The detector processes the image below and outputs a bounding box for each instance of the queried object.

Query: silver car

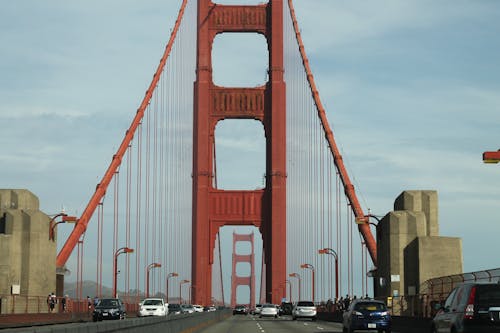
[292,301,317,321]
[260,303,279,318]
[181,304,195,314]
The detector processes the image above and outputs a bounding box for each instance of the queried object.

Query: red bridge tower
[230,232,256,308]
[192,0,286,305]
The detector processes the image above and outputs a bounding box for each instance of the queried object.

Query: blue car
[342,299,391,333]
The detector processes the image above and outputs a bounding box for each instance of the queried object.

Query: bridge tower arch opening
[192,0,286,305]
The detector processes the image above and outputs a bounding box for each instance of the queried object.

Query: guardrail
[0,309,231,333]
[0,295,140,315]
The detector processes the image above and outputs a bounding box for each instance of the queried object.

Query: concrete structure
[0,189,56,313]
[374,190,462,314]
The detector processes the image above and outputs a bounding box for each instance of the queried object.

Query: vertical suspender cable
[126,146,132,299]
[113,172,119,291]
[144,106,151,294]
[152,90,158,294]
[135,124,143,299]
[96,203,102,297]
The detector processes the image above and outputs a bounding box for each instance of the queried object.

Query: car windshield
[297,301,314,307]
[354,302,386,311]
[169,304,181,309]
[262,304,276,308]
[99,299,118,307]
[143,299,163,306]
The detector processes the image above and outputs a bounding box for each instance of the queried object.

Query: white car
[206,306,216,312]
[253,304,262,315]
[259,303,279,318]
[138,298,168,317]
[292,301,317,321]
[193,304,204,313]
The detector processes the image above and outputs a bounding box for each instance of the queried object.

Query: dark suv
[92,298,126,321]
[431,282,500,333]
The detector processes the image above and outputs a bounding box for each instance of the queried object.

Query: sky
[1,0,500,296]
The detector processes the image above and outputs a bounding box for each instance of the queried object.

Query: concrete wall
[375,190,462,309]
[404,236,462,294]
[394,190,439,236]
[0,190,56,313]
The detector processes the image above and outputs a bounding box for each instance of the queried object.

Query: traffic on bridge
[1,0,499,333]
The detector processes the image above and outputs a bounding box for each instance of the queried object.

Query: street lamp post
[301,263,315,303]
[285,279,292,303]
[49,213,78,241]
[179,279,190,304]
[113,247,134,298]
[318,248,339,299]
[166,272,179,303]
[289,273,301,301]
[146,263,162,298]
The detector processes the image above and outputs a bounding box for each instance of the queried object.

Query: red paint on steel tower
[230,232,256,309]
[192,0,287,305]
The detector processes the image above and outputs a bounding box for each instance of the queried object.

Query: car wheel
[312,316,316,321]
[430,325,438,333]
[292,316,297,321]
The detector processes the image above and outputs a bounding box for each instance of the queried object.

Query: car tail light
[464,286,476,320]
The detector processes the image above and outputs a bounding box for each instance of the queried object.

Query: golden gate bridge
[53,0,378,307]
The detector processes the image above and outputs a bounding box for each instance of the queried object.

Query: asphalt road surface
[197,314,401,333]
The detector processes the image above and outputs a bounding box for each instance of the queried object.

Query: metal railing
[0,295,139,315]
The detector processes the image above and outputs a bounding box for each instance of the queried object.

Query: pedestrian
[87,296,92,312]
[338,296,344,311]
[93,296,99,307]
[46,294,52,313]
[326,298,333,312]
[49,292,57,313]
[343,294,351,310]
[61,295,67,312]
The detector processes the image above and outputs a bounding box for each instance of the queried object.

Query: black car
[280,302,293,315]
[168,303,182,315]
[431,282,500,333]
[92,298,127,321]
[233,304,248,315]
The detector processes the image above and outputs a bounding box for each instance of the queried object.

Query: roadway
[198,314,401,333]
[0,311,421,333]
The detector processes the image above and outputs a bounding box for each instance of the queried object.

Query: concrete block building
[374,190,462,314]
[0,189,56,313]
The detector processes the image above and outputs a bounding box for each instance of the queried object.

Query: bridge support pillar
[192,0,286,306]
